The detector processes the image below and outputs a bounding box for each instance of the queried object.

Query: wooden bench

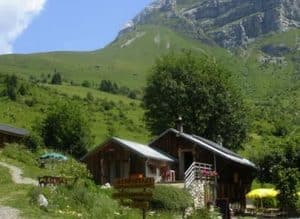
[38,176,71,187]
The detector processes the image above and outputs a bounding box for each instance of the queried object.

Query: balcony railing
[184,162,214,188]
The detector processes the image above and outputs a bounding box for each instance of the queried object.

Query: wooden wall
[0,133,22,148]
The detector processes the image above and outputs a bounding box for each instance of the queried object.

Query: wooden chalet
[149,128,257,210]
[0,124,29,147]
[83,128,256,213]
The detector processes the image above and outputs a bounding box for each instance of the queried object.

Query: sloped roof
[113,137,174,162]
[150,128,256,169]
[82,137,175,162]
[0,124,29,137]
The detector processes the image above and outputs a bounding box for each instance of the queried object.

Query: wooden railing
[184,162,213,188]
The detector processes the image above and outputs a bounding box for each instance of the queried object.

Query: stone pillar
[188,180,205,209]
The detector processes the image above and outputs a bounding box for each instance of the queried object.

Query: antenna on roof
[176,116,183,133]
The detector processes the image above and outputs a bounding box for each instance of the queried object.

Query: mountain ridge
[120,0,300,48]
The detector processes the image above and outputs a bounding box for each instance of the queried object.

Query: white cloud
[0,0,46,54]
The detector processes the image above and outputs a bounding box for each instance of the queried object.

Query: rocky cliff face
[120,0,300,48]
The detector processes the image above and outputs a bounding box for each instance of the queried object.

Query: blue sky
[0,0,152,54]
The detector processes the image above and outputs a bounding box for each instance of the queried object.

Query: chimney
[217,135,223,147]
[176,116,183,133]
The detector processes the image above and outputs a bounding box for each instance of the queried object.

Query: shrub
[81,80,91,88]
[128,91,137,99]
[28,178,119,218]
[23,132,43,151]
[150,185,193,211]
[253,198,277,208]
[274,166,299,212]
[2,144,38,166]
[187,209,212,219]
[99,80,118,94]
[102,100,116,111]
[0,165,12,185]
[25,98,38,107]
[28,186,44,205]
[86,92,94,102]
[72,95,81,101]
[54,159,91,182]
[7,86,17,100]
[51,72,62,85]
[18,83,29,96]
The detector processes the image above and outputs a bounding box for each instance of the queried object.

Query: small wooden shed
[0,124,29,147]
[82,137,175,184]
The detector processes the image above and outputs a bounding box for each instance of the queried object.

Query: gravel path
[0,206,20,219]
[0,161,38,186]
[0,161,39,219]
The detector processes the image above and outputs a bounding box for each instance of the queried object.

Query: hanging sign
[113,177,155,219]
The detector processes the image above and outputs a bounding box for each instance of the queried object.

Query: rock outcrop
[120,0,300,48]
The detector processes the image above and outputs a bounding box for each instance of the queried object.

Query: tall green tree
[40,101,93,158]
[143,51,248,150]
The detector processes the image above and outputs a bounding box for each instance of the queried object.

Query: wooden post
[142,208,146,219]
[178,148,184,179]
[145,159,148,178]
[213,153,217,204]
[143,187,146,219]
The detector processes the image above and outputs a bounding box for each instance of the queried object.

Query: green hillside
[0,25,299,98]
[0,25,231,89]
[0,75,150,146]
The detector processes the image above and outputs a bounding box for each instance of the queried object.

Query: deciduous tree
[143,51,248,150]
[40,101,93,158]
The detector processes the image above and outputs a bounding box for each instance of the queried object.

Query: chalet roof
[151,128,256,169]
[113,137,174,162]
[82,137,175,162]
[0,124,29,137]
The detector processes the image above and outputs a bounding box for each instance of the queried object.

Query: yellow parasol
[246,188,279,208]
[246,188,279,199]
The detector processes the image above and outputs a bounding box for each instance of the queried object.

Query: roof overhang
[0,124,29,137]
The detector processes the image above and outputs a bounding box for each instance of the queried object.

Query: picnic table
[260,208,288,218]
[245,205,256,215]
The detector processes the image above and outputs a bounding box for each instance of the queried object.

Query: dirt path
[0,161,38,219]
[0,162,38,186]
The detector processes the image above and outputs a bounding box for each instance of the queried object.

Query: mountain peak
[119,0,300,48]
